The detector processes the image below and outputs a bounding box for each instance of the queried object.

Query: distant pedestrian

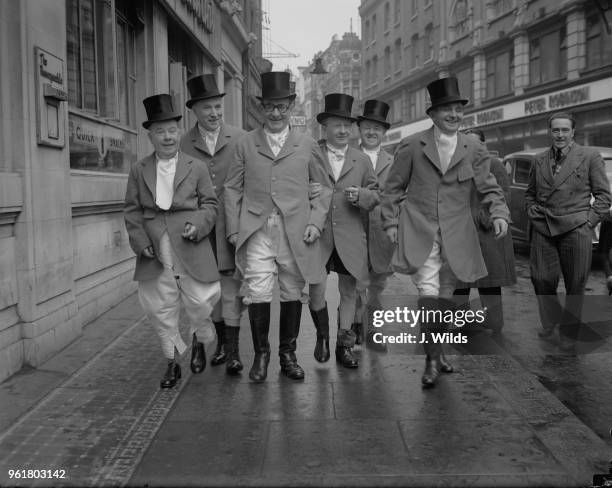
[525,111,611,352]
[125,94,220,389]
[180,74,246,376]
[381,77,509,388]
[353,100,395,351]
[308,93,379,369]
[224,72,331,382]
[453,128,516,338]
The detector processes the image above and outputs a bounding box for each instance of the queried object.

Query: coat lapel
[254,128,275,160]
[319,141,336,181]
[142,154,157,197]
[274,128,300,163]
[421,127,443,173]
[551,145,582,191]
[375,150,392,177]
[174,153,193,190]
[338,147,357,181]
[539,151,554,186]
[214,124,230,154]
[447,133,468,172]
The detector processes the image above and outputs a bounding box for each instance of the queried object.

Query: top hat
[142,94,182,129]
[257,71,296,101]
[186,74,225,108]
[426,77,468,113]
[316,93,357,123]
[357,99,390,129]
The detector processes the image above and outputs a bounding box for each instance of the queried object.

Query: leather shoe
[315,336,330,362]
[280,352,305,380]
[438,353,453,373]
[190,335,206,374]
[421,357,440,388]
[365,329,388,352]
[538,326,555,338]
[249,351,270,382]
[350,323,363,345]
[335,346,358,368]
[160,361,181,389]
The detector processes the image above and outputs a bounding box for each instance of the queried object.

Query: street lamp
[310,58,328,139]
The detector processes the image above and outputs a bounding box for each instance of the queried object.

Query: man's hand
[303,224,321,243]
[181,222,198,242]
[142,246,155,259]
[386,226,398,245]
[228,233,238,246]
[309,182,322,199]
[493,218,508,239]
[344,186,359,204]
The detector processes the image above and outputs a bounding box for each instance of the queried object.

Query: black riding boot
[224,326,243,375]
[211,321,227,366]
[309,304,330,362]
[248,303,271,382]
[279,301,305,380]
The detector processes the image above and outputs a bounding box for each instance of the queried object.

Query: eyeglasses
[262,103,291,114]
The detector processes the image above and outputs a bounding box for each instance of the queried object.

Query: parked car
[504,146,612,245]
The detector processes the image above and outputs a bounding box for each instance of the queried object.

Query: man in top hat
[125,94,220,388]
[224,72,331,382]
[352,99,396,352]
[308,93,379,369]
[381,77,509,388]
[180,74,246,376]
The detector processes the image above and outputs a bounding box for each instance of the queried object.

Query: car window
[513,159,532,185]
[605,158,612,184]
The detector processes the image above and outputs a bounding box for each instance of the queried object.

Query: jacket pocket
[247,206,262,216]
[458,165,475,182]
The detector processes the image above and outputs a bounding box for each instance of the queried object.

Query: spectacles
[262,103,290,114]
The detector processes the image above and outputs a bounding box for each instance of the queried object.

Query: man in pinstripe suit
[525,112,611,352]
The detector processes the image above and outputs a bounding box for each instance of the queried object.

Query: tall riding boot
[309,304,330,362]
[350,322,363,344]
[437,297,455,374]
[248,303,271,382]
[211,321,227,366]
[224,326,243,375]
[279,301,305,380]
[419,296,446,388]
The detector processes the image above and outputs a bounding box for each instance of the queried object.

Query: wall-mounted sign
[35,47,66,148]
[290,116,306,127]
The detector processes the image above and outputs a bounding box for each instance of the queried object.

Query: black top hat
[257,71,296,101]
[186,74,225,108]
[316,93,357,123]
[426,77,469,113]
[357,99,390,129]
[142,94,182,129]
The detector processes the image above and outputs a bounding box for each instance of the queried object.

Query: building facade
[359,0,612,156]
[300,32,362,140]
[0,0,263,382]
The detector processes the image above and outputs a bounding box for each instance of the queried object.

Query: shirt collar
[326,143,348,157]
[198,123,221,139]
[433,125,457,143]
[264,125,290,140]
[550,142,574,159]
[156,152,178,164]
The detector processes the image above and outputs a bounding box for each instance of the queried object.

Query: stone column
[511,30,529,96]
[563,3,586,80]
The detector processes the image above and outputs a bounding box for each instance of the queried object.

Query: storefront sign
[69,114,129,158]
[524,87,591,115]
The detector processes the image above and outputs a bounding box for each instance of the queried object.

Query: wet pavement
[1,250,612,487]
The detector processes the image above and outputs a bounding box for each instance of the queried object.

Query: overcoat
[224,128,332,284]
[380,126,510,283]
[525,143,611,237]
[180,123,246,271]
[363,148,395,274]
[124,152,219,283]
[456,157,516,289]
[318,142,380,282]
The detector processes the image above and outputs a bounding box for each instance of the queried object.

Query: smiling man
[381,77,509,388]
[525,112,611,352]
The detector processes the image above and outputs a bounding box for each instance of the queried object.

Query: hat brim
[356,116,390,130]
[186,93,226,108]
[142,114,182,129]
[426,97,469,114]
[316,112,357,124]
[255,93,297,102]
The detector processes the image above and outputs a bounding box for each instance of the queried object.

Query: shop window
[586,12,612,70]
[66,0,138,174]
[486,49,514,99]
[529,27,566,84]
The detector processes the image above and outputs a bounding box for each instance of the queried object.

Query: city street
[1,250,611,487]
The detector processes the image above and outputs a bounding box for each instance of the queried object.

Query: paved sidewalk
[0,275,610,487]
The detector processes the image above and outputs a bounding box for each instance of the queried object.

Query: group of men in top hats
[124,70,513,389]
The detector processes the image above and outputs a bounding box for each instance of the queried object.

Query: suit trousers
[530,224,592,338]
[242,210,305,304]
[138,233,221,359]
[411,231,457,298]
[211,273,245,326]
